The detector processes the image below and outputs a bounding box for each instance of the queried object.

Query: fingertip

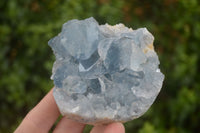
[15,88,60,133]
[53,117,85,133]
[104,122,125,133]
[90,122,125,133]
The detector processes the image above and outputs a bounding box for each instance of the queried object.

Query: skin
[14,89,125,133]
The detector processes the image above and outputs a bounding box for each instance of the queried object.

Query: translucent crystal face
[49,17,164,125]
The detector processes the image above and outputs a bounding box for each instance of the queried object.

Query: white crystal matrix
[48,17,164,124]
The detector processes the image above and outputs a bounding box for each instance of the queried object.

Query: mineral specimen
[48,17,164,125]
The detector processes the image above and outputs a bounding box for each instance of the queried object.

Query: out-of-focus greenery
[0,0,200,132]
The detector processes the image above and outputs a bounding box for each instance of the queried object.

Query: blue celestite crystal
[49,17,164,125]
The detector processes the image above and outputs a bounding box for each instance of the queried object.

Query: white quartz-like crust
[48,17,164,125]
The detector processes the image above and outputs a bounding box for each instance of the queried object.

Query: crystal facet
[49,17,164,125]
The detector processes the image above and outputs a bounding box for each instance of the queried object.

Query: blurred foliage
[0,0,200,132]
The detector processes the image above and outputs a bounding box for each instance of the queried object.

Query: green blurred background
[0,0,200,132]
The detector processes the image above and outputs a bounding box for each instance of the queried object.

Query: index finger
[15,88,60,133]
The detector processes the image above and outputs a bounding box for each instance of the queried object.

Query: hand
[14,89,125,133]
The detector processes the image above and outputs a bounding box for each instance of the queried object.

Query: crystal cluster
[48,17,164,125]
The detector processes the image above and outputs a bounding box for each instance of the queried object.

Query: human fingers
[90,122,125,133]
[15,89,60,133]
[53,116,85,133]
